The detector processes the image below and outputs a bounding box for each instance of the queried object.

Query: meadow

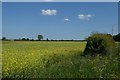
[2,41,119,78]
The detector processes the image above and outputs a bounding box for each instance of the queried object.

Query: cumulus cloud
[41,9,57,15]
[64,18,70,21]
[78,14,93,20]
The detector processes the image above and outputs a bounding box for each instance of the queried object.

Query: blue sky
[2,2,118,40]
[0,2,1,39]
[2,0,120,2]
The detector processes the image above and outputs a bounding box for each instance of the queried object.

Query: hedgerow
[84,33,116,56]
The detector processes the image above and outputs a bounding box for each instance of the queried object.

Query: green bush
[84,33,116,56]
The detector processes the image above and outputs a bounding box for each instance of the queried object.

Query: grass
[2,41,119,78]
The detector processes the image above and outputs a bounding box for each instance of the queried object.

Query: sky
[118,2,120,33]
[2,2,118,40]
[2,0,120,2]
[0,2,1,39]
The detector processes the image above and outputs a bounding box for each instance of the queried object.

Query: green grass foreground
[2,41,119,78]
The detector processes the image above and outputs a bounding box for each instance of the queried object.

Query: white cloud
[64,18,70,21]
[78,14,93,20]
[41,9,57,15]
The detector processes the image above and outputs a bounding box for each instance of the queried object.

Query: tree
[2,37,6,40]
[26,38,29,41]
[46,38,49,41]
[30,39,34,41]
[38,35,43,40]
[22,38,26,41]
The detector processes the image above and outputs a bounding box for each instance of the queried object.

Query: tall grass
[2,41,119,78]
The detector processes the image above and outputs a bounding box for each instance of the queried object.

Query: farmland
[2,41,119,78]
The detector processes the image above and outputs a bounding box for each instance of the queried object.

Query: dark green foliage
[113,33,120,41]
[2,37,6,40]
[46,38,49,41]
[84,33,116,56]
[38,35,43,40]
[30,39,34,41]
[26,38,29,41]
[21,38,26,41]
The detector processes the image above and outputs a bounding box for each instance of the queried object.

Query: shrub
[84,33,116,56]
[113,33,120,42]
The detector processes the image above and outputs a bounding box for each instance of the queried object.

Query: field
[2,41,119,78]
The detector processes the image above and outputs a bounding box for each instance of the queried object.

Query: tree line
[1,34,83,41]
[1,35,44,41]
[1,33,120,42]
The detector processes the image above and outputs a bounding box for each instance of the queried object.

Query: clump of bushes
[84,33,116,56]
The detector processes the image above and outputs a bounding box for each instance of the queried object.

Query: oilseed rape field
[2,41,119,78]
